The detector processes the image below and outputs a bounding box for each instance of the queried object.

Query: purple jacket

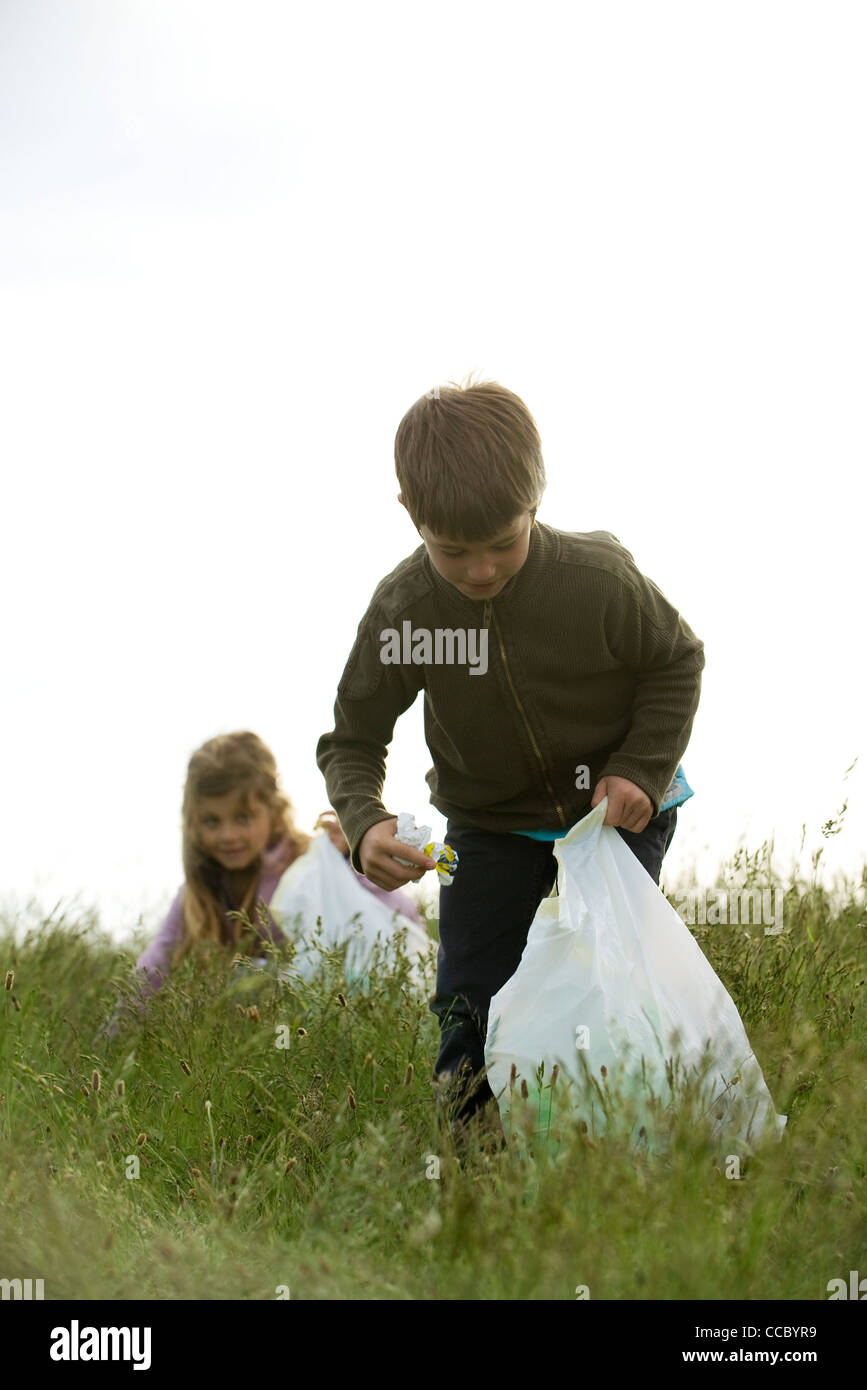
[134,836,423,999]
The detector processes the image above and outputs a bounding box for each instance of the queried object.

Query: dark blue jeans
[430,807,678,1121]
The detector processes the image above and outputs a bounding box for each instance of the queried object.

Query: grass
[1,830,865,1301]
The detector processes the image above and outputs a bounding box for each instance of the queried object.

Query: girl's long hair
[172,731,310,967]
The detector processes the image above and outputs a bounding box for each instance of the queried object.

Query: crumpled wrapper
[394,812,459,886]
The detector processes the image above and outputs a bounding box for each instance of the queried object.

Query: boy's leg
[430,825,557,1126]
[615,805,678,884]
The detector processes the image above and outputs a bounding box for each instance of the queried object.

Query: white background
[2,0,865,937]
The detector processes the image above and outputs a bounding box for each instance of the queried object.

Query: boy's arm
[316,611,423,873]
[598,569,705,816]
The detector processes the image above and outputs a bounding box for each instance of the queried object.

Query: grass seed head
[180,1060,192,1076]
[403,1063,414,1087]
[337,992,347,1007]
[92,1069,101,1093]
[136,1132,147,1145]
[550,1064,559,1087]
[116,1079,125,1097]
[520,1078,529,1099]
[284,1158,297,1173]
[297,1027,308,1037]
[347,1085,357,1110]
[4,970,13,991]
[247,1005,260,1022]
[510,1063,517,1087]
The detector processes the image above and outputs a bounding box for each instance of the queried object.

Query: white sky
[2,0,865,937]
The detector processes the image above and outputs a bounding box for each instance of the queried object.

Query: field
[1,832,865,1303]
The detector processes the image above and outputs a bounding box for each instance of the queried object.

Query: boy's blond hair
[394,373,546,540]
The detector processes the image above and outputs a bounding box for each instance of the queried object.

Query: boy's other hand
[591,777,653,833]
[359,816,438,890]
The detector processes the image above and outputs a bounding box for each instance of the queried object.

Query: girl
[132,730,310,1000]
[119,733,425,1015]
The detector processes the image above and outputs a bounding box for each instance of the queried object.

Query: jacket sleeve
[598,567,705,816]
[316,608,423,872]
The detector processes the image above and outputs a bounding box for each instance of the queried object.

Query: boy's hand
[591,777,653,833]
[359,816,437,890]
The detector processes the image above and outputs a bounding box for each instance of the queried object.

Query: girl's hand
[316,810,350,857]
[591,776,653,833]
[359,816,437,890]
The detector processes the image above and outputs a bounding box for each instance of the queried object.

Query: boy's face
[413,509,535,601]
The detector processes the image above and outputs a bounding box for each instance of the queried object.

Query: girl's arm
[133,886,186,999]
[95,887,186,1043]
[354,871,425,928]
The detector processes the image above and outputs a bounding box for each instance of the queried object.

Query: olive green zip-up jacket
[316,522,705,873]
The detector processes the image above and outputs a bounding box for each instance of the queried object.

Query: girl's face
[196,789,273,872]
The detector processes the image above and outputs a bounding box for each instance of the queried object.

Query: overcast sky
[2,1,865,937]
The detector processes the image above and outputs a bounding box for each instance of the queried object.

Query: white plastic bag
[484,798,787,1152]
[269,832,435,987]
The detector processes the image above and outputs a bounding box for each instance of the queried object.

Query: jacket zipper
[490,607,567,827]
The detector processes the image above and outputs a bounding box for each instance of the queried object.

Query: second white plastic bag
[269,832,435,988]
[484,799,786,1152]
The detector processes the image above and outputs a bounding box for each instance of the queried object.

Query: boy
[316,378,704,1131]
